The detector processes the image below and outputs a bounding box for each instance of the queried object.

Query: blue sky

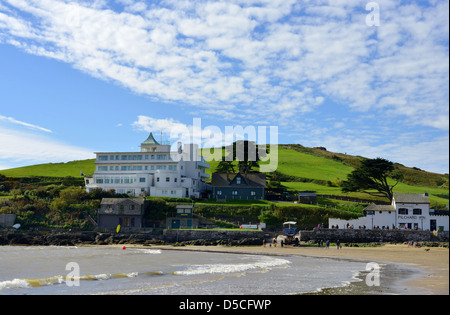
[0,0,448,174]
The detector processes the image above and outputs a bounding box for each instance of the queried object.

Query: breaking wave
[174,256,291,276]
[0,272,141,290]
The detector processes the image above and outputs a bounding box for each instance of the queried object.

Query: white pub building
[329,193,449,231]
[84,133,210,198]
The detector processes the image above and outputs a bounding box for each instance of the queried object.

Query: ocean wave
[0,271,141,291]
[134,249,162,255]
[0,279,32,290]
[174,256,291,276]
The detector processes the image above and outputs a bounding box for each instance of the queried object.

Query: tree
[216,141,262,174]
[215,159,236,174]
[341,158,403,202]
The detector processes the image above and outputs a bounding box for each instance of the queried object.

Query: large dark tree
[216,141,261,174]
[341,158,403,202]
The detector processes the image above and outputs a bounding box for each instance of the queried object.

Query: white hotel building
[329,193,449,231]
[84,133,210,198]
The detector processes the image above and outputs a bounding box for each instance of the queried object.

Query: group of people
[262,238,281,248]
[317,239,342,250]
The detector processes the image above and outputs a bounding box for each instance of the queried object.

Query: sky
[0,0,448,174]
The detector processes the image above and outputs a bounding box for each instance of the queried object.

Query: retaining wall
[300,229,449,243]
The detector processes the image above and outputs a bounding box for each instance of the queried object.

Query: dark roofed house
[97,198,148,229]
[211,173,266,200]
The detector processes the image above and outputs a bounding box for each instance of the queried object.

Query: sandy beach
[149,244,449,295]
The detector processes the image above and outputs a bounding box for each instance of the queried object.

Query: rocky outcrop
[163,229,264,244]
[0,231,164,246]
[0,230,264,246]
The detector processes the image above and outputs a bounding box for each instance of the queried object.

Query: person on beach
[336,240,341,250]
[326,240,330,249]
[263,239,266,247]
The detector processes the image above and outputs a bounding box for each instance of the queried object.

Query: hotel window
[132,166,142,171]
[96,178,104,184]
[145,155,149,160]
[151,155,155,160]
[174,178,177,182]
[232,191,238,195]
[236,177,241,184]
[217,191,222,195]
[109,166,114,171]
[98,155,108,161]
[251,191,256,196]
[399,208,408,215]
[98,166,108,171]
[166,177,170,182]
[140,178,146,183]
[156,177,160,182]
[413,208,422,215]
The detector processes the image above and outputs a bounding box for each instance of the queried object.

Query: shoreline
[146,244,449,295]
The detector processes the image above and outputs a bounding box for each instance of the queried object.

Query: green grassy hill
[1,145,448,206]
[0,159,96,178]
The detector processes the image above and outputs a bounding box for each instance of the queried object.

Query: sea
[0,245,417,295]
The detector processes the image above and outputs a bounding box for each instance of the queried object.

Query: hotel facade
[84,133,210,198]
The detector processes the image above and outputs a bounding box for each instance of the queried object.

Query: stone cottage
[97,198,148,229]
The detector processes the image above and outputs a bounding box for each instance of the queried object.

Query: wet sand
[149,244,449,295]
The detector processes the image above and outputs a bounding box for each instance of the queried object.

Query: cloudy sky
[0,0,448,173]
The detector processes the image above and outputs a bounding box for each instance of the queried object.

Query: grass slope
[0,159,96,178]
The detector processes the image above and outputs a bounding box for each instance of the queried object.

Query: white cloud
[0,0,446,128]
[0,126,94,168]
[0,114,52,133]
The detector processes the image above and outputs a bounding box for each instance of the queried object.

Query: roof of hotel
[141,132,160,145]
[393,193,430,204]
